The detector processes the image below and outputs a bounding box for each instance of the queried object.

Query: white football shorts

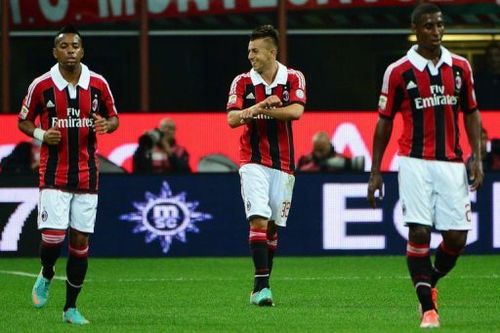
[239,163,295,227]
[398,156,472,231]
[37,188,98,233]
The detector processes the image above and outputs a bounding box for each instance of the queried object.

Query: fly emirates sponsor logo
[51,108,94,128]
[414,85,457,110]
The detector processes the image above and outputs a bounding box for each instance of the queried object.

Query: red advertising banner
[8,0,497,29]
[1,111,498,173]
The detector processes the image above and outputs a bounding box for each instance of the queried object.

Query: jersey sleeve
[460,60,478,114]
[378,64,403,120]
[288,70,307,105]
[99,77,118,118]
[226,74,246,111]
[18,79,43,122]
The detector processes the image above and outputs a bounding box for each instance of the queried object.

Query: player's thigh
[69,193,98,233]
[239,164,272,220]
[398,157,434,226]
[269,169,295,227]
[433,161,472,231]
[38,189,71,230]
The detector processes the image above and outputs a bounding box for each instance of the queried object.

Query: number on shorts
[281,201,291,218]
[465,203,472,223]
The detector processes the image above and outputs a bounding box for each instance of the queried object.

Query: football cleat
[250,288,274,306]
[420,309,440,328]
[63,308,90,325]
[32,270,51,308]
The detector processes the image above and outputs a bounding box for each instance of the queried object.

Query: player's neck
[59,64,82,86]
[416,46,441,65]
[260,61,278,85]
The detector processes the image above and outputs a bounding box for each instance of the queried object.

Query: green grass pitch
[0,255,499,332]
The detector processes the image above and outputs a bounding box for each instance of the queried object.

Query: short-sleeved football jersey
[227,62,306,173]
[378,46,477,161]
[19,64,118,192]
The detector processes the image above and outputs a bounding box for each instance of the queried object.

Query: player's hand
[44,127,62,145]
[469,159,484,191]
[261,95,282,109]
[367,172,384,208]
[92,113,108,134]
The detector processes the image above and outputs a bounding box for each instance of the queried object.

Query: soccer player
[226,25,306,306]
[18,25,119,325]
[367,3,483,329]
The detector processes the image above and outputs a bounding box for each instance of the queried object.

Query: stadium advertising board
[2,111,500,173]
[1,173,499,257]
[9,0,492,28]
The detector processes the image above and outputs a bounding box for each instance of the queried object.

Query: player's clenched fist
[92,113,108,134]
[261,95,282,109]
[44,127,62,145]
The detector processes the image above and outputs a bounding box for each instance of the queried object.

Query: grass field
[0,256,499,332]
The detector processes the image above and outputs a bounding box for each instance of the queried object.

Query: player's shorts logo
[120,181,213,254]
[41,210,48,222]
[246,200,252,212]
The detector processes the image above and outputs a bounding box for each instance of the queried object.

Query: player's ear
[411,23,417,34]
[52,47,57,60]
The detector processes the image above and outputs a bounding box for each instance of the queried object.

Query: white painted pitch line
[1,270,497,283]
[0,270,66,281]
[115,274,500,283]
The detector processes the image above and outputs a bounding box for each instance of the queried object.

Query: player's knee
[442,231,467,251]
[408,224,431,244]
[69,227,90,248]
[41,229,66,247]
[249,216,268,229]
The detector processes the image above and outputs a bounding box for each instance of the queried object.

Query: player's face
[413,12,444,51]
[248,38,276,73]
[53,33,84,71]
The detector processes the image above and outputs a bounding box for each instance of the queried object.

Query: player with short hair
[18,25,119,325]
[367,3,483,328]
[227,24,306,306]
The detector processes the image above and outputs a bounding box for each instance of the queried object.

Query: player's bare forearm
[18,120,36,137]
[370,117,393,174]
[263,103,304,121]
[464,110,484,190]
[227,110,247,128]
[464,110,482,160]
[367,118,392,208]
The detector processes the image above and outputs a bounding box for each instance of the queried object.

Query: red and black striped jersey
[226,62,306,173]
[378,46,478,162]
[18,63,118,192]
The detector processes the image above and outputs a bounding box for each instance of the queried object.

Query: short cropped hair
[250,25,279,48]
[411,3,441,25]
[54,25,82,46]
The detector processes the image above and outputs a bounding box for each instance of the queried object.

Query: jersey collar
[250,61,288,88]
[407,45,452,72]
[50,63,90,91]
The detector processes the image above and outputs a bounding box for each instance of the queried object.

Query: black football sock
[431,242,461,287]
[40,229,66,280]
[64,245,88,311]
[249,227,269,293]
[406,241,434,312]
[267,231,278,276]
